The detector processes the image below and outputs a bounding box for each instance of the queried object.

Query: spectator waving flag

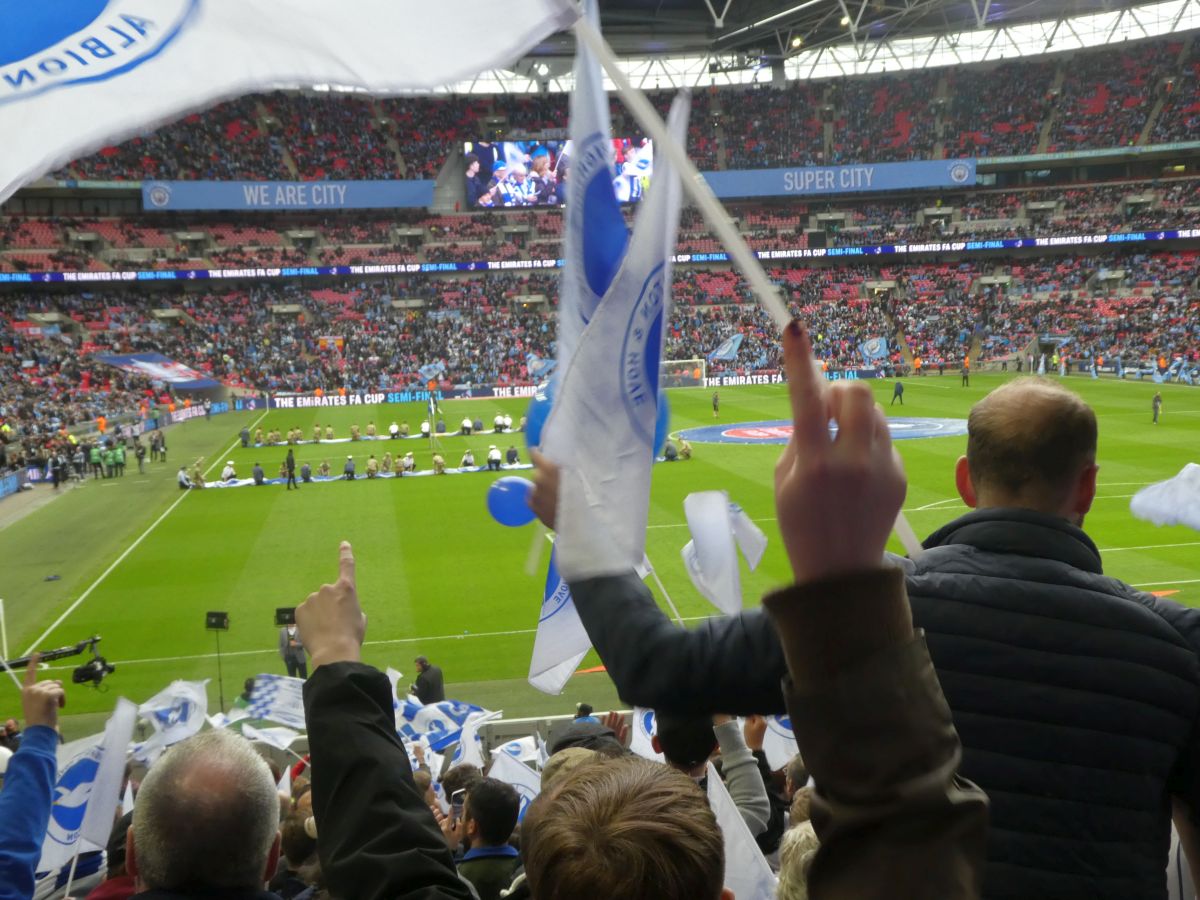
[541,0,689,585]
[681,492,767,617]
[37,699,138,874]
[0,0,579,204]
[247,673,307,729]
[708,334,744,363]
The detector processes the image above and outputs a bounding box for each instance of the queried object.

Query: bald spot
[967,378,1097,512]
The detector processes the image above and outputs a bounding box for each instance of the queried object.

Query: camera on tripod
[72,638,116,687]
[1,635,116,688]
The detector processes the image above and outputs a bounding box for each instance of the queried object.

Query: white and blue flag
[629,707,664,763]
[681,492,767,617]
[0,0,578,204]
[491,735,540,765]
[542,7,690,583]
[398,698,489,752]
[708,334,744,363]
[529,547,591,695]
[37,698,137,874]
[246,674,306,730]
[488,751,542,822]
[761,715,800,772]
[133,679,208,763]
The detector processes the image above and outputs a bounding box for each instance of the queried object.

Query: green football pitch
[2,373,1197,738]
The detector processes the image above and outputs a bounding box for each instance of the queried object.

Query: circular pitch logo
[679,417,970,445]
[0,0,200,107]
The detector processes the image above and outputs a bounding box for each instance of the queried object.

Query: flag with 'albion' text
[0,0,578,204]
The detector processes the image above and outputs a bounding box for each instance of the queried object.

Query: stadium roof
[424,0,1200,92]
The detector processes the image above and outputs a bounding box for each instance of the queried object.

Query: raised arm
[530,451,789,717]
[298,543,473,900]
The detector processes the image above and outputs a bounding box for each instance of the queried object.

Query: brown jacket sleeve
[763,567,988,900]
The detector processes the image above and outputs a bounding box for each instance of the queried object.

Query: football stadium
[2,0,1200,896]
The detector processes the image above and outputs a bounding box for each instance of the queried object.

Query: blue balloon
[654,392,671,456]
[487,476,537,527]
[524,380,555,451]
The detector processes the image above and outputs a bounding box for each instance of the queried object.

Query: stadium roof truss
[414,0,1200,93]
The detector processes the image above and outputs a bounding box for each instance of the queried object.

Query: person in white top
[462,416,474,436]
[503,414,513,431]
[389,421,400,439]
[420,420,431,437]
[177,466,193,489]
[461,449,476,468]
[401,452,416,473]
[221,461,237,482]
[487,445,503,471]
[493,413,504,433]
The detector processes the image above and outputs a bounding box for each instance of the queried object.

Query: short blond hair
[523,756,724,900]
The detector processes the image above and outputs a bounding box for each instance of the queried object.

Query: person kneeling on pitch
[343,456,356,481]
[487,445,502,471]
[177,466,193,490]
[461,449,475,468]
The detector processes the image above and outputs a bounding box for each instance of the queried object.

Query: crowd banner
[142,180,434,211]
[704,158,976,198]
[3,227,1196,285]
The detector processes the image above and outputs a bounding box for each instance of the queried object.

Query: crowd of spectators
[4,176,1198,273]
[44,36,1196,184]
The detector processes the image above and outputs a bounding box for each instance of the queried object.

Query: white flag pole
[570,13,924,559]
[63,850,82,899]
[0,656,22,691]
[0,598,9,659]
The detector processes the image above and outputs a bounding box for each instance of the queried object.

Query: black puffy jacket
[571,508,1200,900]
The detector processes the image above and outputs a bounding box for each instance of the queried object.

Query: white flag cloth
[0,0,578,203]
[554,0,627,373]
[451,711,502,769]
[706,761,779,900]
[121,781,135,816]
[529,547,591,695]
[629,707,664,762]
[1131,463,1200,531]
[761,715,800,772]
[243,724,301,752]
[206,707,250,730]
[488,751,542,821]
[80,697,138,849]
[247,674,306,729]
[133,679,208,762]
[277,765,292,797]
[543,96,690,581]
[491,735,540,765]
[681,492,768,617]
[37,699,137,873]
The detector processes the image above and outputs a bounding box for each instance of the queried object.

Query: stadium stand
[42,35,1200,182]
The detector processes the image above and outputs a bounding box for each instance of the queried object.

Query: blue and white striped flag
[398,698,488,752]
[247,673,307,730]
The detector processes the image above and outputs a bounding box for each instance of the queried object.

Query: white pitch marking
[1132,578,1200,588]
[21,412,269,656]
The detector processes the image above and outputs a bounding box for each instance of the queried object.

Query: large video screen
[462,138,653,209]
